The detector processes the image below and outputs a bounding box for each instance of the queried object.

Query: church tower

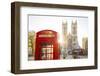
[71,19,78,50]
[62,20,68,58]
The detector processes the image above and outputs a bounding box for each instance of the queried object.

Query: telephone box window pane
[42,48,46,53]
[47,54,49,59]
[47,48,51,53]
[47,45,51,47]
[47,54,53,60]
[41,53,46,60]
[41,48,46,60]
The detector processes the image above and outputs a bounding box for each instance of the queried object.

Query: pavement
[28,55,88,60]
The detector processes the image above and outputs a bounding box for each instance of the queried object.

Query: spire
[72,19,77,25]
[62,19,67,25]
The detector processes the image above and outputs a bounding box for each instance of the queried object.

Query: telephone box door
[40,44,54,60]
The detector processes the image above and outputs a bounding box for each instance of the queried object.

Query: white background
[0,0,100,76]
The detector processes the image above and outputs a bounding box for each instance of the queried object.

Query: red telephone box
[34,30,60,60]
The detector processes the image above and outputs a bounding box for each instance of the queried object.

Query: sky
[28,15,88,47]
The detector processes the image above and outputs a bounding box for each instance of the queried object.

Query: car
[68,49,85,55]
[72,49,85,55]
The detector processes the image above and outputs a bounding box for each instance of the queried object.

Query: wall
[0,0,100,76]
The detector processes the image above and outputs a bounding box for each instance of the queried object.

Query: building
[82,37,88,55]
[28,31,36,57]
[35,30,60,60]
[67,33,72,52]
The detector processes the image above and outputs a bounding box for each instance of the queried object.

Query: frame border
[11,2,98,74]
